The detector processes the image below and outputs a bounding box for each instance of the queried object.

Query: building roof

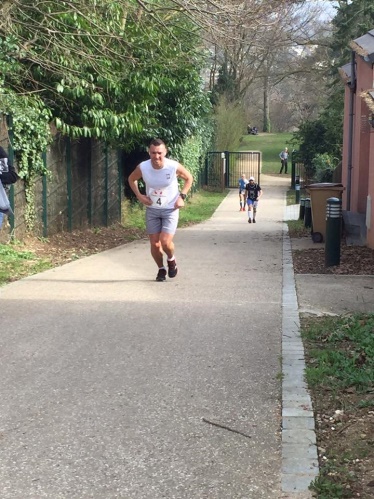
[340,29,374,83]
[349,29,374,63]
[338,62,352,83]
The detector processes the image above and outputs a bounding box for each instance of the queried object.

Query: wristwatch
[180,193,187,200]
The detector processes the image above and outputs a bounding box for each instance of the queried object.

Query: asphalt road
[0,176,287,498]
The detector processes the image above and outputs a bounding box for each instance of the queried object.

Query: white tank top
[139,158,180,209]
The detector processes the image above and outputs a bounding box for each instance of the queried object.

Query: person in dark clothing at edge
[245,176,262,224]
[0,146,19,228]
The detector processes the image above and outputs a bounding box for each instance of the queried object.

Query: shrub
[312,153,338,183]
[213,95,247,151]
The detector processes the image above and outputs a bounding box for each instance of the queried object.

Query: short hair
[149,138,166,147]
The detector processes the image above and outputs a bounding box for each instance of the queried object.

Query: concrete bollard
[325,197,342,267]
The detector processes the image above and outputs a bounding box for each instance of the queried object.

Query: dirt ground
[12,223,148,268]
[6,224,374,498]
[10,223,374,276]
[292,239,374,276]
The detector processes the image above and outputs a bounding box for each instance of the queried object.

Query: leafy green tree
[213,95,247,151]
[312,153,339,182]
[292,120,328,166]
[0,0,215,228]
[1,1,211,146]
[293,0,374,169]
[330,0,374,71]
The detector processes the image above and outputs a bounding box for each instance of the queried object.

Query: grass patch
[286,219,310,238]
[286,189,296,206]
[301,314,374,498]
[302,315,374,392]
[178,189,228,226]
[121,189,228,231]
[0,243,52,286]
[286,188,307,206]
[121,199,147,230]
[239,132,293,174]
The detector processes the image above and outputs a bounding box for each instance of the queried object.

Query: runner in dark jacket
[245,176,262,223]
[0,146,19,227]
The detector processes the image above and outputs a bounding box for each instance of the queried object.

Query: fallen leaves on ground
[11,223,148,267]
[292,241,374,275]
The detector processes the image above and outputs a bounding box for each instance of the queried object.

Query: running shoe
[248,218,252,223]
[167,259,178,278]
[156,268,167,281]
[253,219,256,223]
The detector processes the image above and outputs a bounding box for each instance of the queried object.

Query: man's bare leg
[160,232,177,278]
[149,234,164,267]
[159,232,175,260]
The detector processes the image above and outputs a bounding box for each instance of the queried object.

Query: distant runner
[245,176,262,223]
[238,174,248,211]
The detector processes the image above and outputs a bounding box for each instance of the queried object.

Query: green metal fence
[1,129,122,240]
[205,151,262,190]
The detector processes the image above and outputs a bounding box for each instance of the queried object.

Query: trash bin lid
[306,183,344,189]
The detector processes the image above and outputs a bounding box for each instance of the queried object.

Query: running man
[128,138,193,281]
[245,176,262,223]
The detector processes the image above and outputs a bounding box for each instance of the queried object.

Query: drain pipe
[346,50,356,211]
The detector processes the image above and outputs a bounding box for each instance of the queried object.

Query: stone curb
[281,207,319,496]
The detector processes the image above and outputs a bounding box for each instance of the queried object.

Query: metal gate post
[117,149,122,221]
[304,197,312,228]
[104,147,109,226]
[299,198,305,221]
[225,150,229,187]
[66,137,73,232]
[221,152,226,192]
[295,175,300,204]
[42,151,48,237]
[204,155,208,186]
[87,140,92,226]
[291,151,296,189]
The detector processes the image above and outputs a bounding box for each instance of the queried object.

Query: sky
[311,0,339,21]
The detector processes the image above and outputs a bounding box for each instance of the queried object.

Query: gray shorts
[146,207,179,235]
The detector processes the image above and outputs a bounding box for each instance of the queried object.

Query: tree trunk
[263,74,270,133]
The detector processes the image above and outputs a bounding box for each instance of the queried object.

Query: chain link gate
[205,151,261,190]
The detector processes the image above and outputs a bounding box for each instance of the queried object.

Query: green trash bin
[306,183,345,243]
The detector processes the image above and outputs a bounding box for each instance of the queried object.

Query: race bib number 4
[149,188,168,208]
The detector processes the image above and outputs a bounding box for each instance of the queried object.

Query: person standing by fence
[279,147,289,174]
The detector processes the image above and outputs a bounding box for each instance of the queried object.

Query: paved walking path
[0,175,318,498]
